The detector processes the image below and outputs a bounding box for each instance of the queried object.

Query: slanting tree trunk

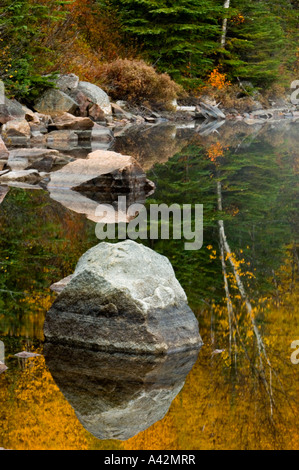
[217,181,274,416]
[221,0,230,48]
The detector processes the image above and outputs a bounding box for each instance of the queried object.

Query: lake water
[0,119,298,450]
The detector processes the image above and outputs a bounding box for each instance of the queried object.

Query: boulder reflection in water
[44,344,200,441]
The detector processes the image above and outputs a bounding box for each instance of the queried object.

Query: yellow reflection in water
[0,251,298,450]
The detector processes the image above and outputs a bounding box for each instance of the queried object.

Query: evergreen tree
[222,0,287,87]
[0,0,65,103]
[111,0,223,88]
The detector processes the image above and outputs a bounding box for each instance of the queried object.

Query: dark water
[0,119,298,450]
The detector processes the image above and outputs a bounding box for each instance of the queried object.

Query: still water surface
[0,120,298,449]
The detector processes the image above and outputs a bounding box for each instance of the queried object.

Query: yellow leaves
[207,142,226,162]
[231,13,245,25]
[207,68,231,90]
[0,353,91,450]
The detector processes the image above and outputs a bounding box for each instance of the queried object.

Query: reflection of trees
[113,124,189,171]
[0,352,122,450]
[143,128,299,446]
[0,188,97,338]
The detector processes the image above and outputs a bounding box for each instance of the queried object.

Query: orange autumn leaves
[208,68,231,90]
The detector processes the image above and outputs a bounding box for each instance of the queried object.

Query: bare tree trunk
[221,0,230,49]
[217,181,274,415]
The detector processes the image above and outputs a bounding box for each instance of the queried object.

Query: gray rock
[14,351,41,358]
[7,148,62,172]
[44,343,200,440]
[34,89,79,115]
[0,169,41,184]
[51,275,74,293]
[0,361,8,374]
[0,136,9,169]
[47,149,154,199]
[47,149,155,222]
[1,119,31,139]
[69,90,105,121]
[111,102,133,120]
[46,130,79,144]
[251,109,274,119]
[0,186,9,205]
[44,240,203,354]
[198,102,226,120]
[55,74,80,93]
[74,81,112,115]
[0,104,13,125]
[91,125,114,142]
[21,106,40,123]
[0,97,26,124]
[51,112,94,131]
[5,98,25,118]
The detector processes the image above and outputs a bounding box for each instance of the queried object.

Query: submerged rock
[44,343,200,440]
[44,240,203,354]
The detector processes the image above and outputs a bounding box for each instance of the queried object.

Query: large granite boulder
[44,240,203,354]
[34,89,79,115]
[44,344,200,440]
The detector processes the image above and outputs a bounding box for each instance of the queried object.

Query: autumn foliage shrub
[95,59,185,109]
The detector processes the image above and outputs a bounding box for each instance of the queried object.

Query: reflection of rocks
[0,169,41,184]
[113,124,189,171]
[0,136,9,170]
[47,150,155,222]
[7,148,71,172]
[0,186,9,205]
[44,343,200,440]
[0,362,8,374]
[44,240,202,354]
